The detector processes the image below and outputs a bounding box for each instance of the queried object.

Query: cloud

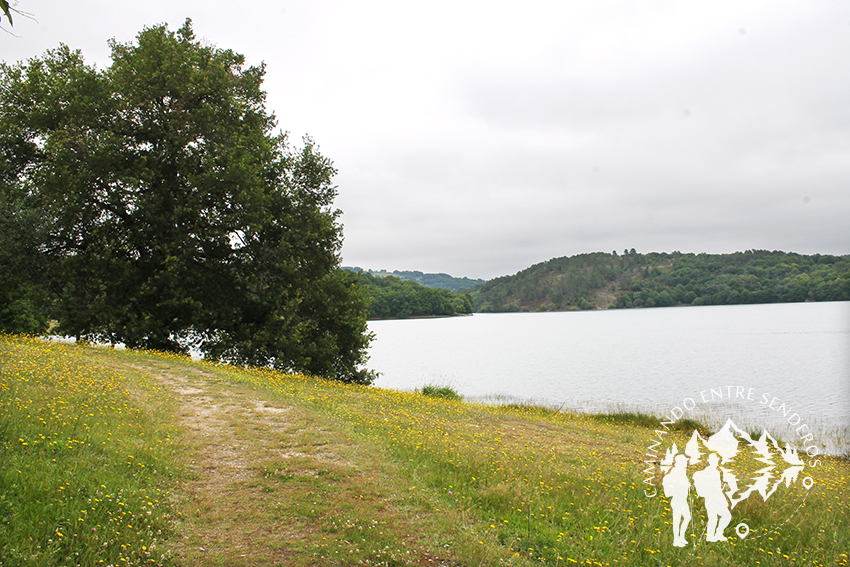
[5,0,850,279]
[334,2,850,278]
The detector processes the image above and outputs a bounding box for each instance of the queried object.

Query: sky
[4,1,850,280]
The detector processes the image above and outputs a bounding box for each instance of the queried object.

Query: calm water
[368,302,850,451]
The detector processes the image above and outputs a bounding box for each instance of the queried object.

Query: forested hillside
[356,273,473,319]
[472,250,850,312]
[344,268,485,291]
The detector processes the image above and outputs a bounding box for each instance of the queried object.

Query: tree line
[356,273,472,319]
[344,268,485,292]
[0,20,374,383]
[471,250,850,312]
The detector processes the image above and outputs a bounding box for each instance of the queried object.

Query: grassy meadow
[0,336,180,566]
[1,334,848,566]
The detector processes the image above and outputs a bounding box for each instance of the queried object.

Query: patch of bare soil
[131,363,317,566]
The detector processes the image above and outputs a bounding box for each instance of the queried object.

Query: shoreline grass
[474,395,849,458]
[2,335,848,566]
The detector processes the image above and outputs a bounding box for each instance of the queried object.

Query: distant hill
[470,250,850,313]
[353,272,473,319]
[343,268,485,292]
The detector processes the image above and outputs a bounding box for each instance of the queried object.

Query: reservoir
[367,301,850,453]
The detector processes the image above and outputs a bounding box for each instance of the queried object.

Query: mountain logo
[658,419,814,547]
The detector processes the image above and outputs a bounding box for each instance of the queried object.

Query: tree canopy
[355,273,473,319]
[345,268,485,292]
[0,20,375,383]
[471,250,850,312]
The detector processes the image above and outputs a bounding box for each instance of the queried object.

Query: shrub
[420,384,462,401]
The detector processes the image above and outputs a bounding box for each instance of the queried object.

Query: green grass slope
[2,335,847,566]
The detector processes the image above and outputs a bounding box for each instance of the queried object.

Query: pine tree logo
[659,419,813,547]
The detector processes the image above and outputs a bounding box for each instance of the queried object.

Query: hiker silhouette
[693,452,732,542]
[662,453,691,547]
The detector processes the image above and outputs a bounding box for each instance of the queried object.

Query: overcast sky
[4,1,850,280]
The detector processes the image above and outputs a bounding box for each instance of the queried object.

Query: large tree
[0,20,375,383]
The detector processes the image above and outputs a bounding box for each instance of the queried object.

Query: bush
[420,384,462,401]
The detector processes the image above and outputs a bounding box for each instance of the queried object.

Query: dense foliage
[0,181,53,333]
[356,273,473,319]
[0,21,374,383]
[473,250,850,312]
[345,268,485,292]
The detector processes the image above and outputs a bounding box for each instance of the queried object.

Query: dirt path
[129,361,327,565]
[128,359,454,567]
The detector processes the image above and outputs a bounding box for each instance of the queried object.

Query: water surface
[368,302,850,451]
